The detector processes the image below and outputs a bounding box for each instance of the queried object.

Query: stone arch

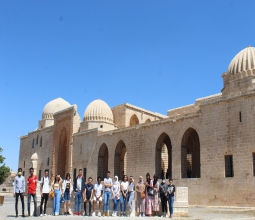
[155,132,172,179]
[130,114,139,126]
[58,128,67,178]
[98,143,109,179]
[181,127,200,178]
[114,140,127,180]
[145,118,151,123]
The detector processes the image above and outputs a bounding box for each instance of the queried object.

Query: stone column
[173,187,188,217]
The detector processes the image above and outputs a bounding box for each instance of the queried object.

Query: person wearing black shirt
[83,177,94,216]
[167,178,175,219]
[159,178,168,217]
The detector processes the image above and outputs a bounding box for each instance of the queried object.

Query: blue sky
[1,0,255,171]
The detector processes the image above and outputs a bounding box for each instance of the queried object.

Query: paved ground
[1,195,255,220]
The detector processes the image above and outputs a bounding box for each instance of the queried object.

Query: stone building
[19,46,255,206]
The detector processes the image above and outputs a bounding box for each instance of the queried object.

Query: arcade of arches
[96,128,200,180]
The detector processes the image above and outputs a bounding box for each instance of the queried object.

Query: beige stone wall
[19,127,53,180]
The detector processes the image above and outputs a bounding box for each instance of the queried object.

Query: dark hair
[146,173,150,177]
[123,175,128,181]
[54,175,60,183]
[29,167,34,171]
[153,174,158,179]
[88,177,93,181]
[97,176,101,181]
[79,169,82,172]
[44,169,49,173]
[18,168,22,172]
[169,178,173,181]
[66,173,71,180]
[107,171,110,174]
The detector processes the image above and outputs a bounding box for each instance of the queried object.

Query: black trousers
[160,194,168,213]
[84,196,92,214]
[40,193,49,214]
[15,192,24,215]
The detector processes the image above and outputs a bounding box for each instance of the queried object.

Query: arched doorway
[98,143,109,178]
[130,114,139,126]
[155,133,172,179]
[58,128,67,178]
[181,128,200,178]
[114,140,127,180]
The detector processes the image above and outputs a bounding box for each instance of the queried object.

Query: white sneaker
[44,214,47,216]
[92,212,96,217]
[142,213,145,217]
[139,214,141,217]
[40,214,43,217]
[98,212,101,217]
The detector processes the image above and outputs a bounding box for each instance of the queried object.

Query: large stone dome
[228,46,255,75]
[84,99,113,123]
[42,98,71,119]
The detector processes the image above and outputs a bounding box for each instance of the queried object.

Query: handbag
[148,188,154,196]
[140,192,145,199]
[49,190,55,199]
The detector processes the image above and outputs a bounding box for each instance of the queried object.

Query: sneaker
[78,212,81,216]
[111,212,115,217]
[84,213,87,216]
[15,214,18,218]
[73,212,77,216]
[67,212,70,215]
[40,214,43,217]
[98,212,101,217]
[92,212,96,217]
[44,214,47,216]
[142,213,145,217]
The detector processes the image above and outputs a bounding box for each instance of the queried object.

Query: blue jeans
[52,190,61,215]
[128,191,134,211]
[103,191,111,212]
[27,193,36,215]
[168,196,174,215]
[64,191,70,201]
[113,198,119,212]
[120,191,128,212]
[75,191,83,212]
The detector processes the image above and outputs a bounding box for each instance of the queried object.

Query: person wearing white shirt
[62,173,73,215]
[13,168,25,218]
[120,175,129,217]
[40,169,50,216]
[93,177,103,217]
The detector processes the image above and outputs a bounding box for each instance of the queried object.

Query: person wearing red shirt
[27,167,38,216]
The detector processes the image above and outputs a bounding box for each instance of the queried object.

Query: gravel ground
[1,195,255,220]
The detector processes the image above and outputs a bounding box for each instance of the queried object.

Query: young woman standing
[135,176,145,217]
[127,176,135,217]
[51,175,63,216]
[62,173,73,215]
[120,175,129,217]
[111,176,120,217]
[152,174,160,216]
[145,173,153,217]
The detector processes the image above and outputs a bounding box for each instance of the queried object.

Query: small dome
[84,99,113,123]
[42,98,71,119]
[228,46,255,75]
[31,153,38,160]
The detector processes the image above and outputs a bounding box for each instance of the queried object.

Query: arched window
[114,140,127,180]
[47,157,50,166]
[130,114,139,126]
[36,135,38,145]
[181,128,200,178]
[32,139,34,148]
[155,133,172,179]
[98,143,109,178]
[145,118,151,123]
[40,136,42,147]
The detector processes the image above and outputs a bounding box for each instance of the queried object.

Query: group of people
[13,168,175,218]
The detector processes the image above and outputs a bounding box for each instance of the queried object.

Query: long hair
[66,173,71,180]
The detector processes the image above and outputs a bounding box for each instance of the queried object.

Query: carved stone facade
[19,46,255,208]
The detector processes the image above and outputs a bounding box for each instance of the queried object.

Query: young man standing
[73,169,85,216]
[83,177,94,216]
[167,178,175,219]
[103,171,112,217]
[27,167,38,216]
[92,177,103,217]
[40,169,50,216]
[13,168,25,218]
